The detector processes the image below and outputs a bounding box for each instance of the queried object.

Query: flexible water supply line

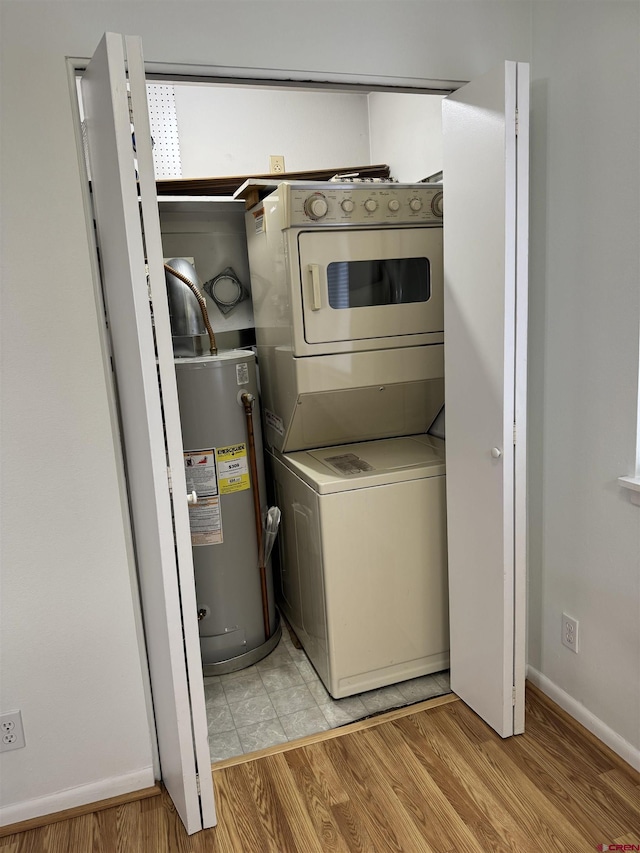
[163,263,218,355]
[241,392,271,641]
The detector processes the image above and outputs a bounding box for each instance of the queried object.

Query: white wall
[368,92,444,182]
[174,85,371,178]
[0,8,157,820]
[2,0,637,825]
[173,85,444,184]
[526,1,640,756]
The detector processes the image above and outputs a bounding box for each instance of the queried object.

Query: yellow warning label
[216,443,250,494]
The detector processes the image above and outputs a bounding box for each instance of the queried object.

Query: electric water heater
[174,350,280,675]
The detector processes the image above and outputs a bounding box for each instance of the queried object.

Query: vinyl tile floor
[205,627,450,764]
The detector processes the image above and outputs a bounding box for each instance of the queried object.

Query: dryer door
[298,227,443,348]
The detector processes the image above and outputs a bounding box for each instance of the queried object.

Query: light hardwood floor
[2,686,638,852]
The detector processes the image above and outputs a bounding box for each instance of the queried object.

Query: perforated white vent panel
[146,84,182,179]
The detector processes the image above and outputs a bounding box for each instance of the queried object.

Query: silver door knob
[491,448,502,459]
[187,491,198,505]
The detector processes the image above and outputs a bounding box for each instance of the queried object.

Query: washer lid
[280,435,445,494]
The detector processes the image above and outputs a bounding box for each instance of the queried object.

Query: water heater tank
[174,349,280,675]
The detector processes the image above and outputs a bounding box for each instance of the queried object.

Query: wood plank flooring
[2,686,638,852]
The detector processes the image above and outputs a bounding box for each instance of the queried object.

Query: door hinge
[513,423,517,445]
[512,686,517,705]
[515,108,519,136]
[167,466,173,493]
[196,774,201,795]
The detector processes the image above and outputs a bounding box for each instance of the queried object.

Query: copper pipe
[163,263,218,355]
[241,392,270,641]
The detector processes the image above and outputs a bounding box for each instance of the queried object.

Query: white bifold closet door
[442,61,529,738]
[81,33,216,833]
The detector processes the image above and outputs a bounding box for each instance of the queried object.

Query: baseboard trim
[0,767,157,836]
[527,666,640,772]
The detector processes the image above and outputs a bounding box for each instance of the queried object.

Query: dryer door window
[327,257,430,309]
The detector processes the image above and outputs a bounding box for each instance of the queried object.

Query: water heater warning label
[189,496,223,546]
[216,443,250,494]
[236,363,249,386]
[184,449,218,497]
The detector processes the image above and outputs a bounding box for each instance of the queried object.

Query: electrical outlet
[561,613,579,653]
[269,155,285,175]
[0,710,26,752]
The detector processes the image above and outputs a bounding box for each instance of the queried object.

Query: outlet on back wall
[269,155,285,175]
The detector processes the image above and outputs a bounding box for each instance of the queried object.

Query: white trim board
[0,767,155,827]
[527,667,640,772]
[69,56,464,93]
[619,476,640,505]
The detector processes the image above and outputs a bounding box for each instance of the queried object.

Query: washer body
[270,434,449,698]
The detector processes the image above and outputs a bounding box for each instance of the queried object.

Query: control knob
[364,198,378,213]
[388,199,400,212]
[409,197,423,212]
[431,191,444,217]
[341,199,355,213]
[304,193,328,220]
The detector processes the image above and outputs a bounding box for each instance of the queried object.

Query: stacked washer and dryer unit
[245,181,449,699]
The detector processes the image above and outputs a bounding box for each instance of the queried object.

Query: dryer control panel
[286,183,443,227]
